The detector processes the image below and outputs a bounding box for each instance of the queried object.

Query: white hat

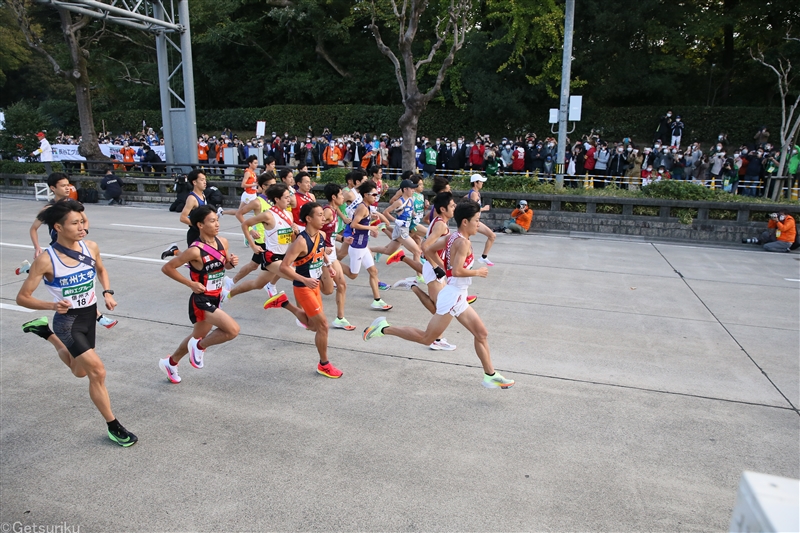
[470,174,487,183]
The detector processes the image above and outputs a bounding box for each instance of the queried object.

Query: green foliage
[0,160,63,174]
[642,180,717,201]
[317,167,348,184]
[671,208,698,224]
[633,205,660,216]
[0,101,54,158]
[562,202,587,213]
[708,209,737,220]
[596,203,623,214]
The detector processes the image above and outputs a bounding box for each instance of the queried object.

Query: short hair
[264,156,276,166]
[366,165,380,177]
[246,155,258,164]
[409,174,422,186]
[278,168,293,181]
[356,180,376,196]
[432,176,449,193]
[433,192,453,215]
[189,205,216,227]
[47,172,70,188]
[299,202,321,224]
[346,169,366,185]
[258,172,276,188]
[324,182,341,201]
[37,199,84,228]
[295,171,311,183]
[400,170,414,181]
[187,169,205,185]
[454,200,481,228]
[266,182,289,202]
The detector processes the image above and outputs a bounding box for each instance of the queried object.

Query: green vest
[425,147,438,166]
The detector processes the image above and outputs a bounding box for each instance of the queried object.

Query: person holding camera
[503,200,533,234]
[742,211,797,252]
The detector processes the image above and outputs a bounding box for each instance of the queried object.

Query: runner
[18,199,138,446]
[363,200,514,389]
[292,171,316,232]
[275,202,343,378]
[336,169,366,262]
[240,155,259,206]
[321,183,356,330]
[28,172,118,329]
[338,180,392,310]
[370,179,424,274]
[426,176,451,224]
[467,174,496,266]
[159,205,240,383]
[231,172,279,287]
[160,169,207,259]
[223,183,296,303]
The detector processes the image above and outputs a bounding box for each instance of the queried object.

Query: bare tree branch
[315,37,351,78]
[107,29,156,51]
[369,1,406,102]
[8,0,68,79]
[104,55,153,85]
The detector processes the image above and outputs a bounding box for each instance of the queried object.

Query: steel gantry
[34,0,198,168]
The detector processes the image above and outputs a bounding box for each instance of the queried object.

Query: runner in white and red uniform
[160,205,240,384]
[320,183,357,330]
[363,200,515,389]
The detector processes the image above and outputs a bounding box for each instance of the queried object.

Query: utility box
[729,471,799,533]
[223,147,238,179]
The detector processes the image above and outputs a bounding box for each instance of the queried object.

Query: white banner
[52,144,166,162]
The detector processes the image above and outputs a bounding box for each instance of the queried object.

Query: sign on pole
[256,121,266,138]
[549,109,559,124]
[569,96,583,121]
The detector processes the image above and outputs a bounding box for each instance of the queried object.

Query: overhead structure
[555,0,576,188]
[34,0,198,169]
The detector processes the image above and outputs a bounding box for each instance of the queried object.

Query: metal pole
[556,0,575,189]
[153,4,175,166]
[178,0,198,166]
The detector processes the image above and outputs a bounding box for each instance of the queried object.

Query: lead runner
[363,200,514,389]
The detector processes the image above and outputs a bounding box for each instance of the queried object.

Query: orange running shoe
[263,291,288,309]
[317,361,343,378]
[467,295,477,305]
[386,249,405,265]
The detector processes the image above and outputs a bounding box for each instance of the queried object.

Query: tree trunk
[58,8,107,170]
[399,102,422,172]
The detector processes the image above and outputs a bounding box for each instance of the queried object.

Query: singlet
[292,231,326,287]
[44,241,97,310]
[321,205,342,247]
[243,169,257,194]
[344,191,363,221]
[189,191,206,209]
[426,216,449,262]
[412,192,425,224]
[265,205,294,254]
[350,206,371,249]
[189,237,227,297]
[469,189,481,207]
[444,232,474,289]
[395,196,414,227]
[293,191,314,226]
[253,195,272,245]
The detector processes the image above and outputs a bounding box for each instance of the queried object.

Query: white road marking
[0,303,34,313]
[785,278,800,282]
[1,242,165,263]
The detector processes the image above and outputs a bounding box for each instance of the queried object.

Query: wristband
[434,267,446,279]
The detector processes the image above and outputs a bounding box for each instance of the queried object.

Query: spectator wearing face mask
[742,148,764,196]
[670,115,685,149]
[511,143,526,172]
[753,126,770,149]
[500,143,514,169]
[503,200,533,234]
[583,141,597,175]
[608,145,628,186]
[468,139,485,171]
[742,211,797,252]
[654,110,673,144]
[655,165,671,181]
[709,146,727,187]
[594,143,611,186]
[641,163,654,186]
[721,158,739,194]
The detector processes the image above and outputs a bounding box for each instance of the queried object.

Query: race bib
[206,270,224,291]
[278,227,293,245]
[63,280,96,309]
[309,258,324,279]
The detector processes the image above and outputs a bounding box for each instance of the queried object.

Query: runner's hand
[34,247,43,258]
[344,236,354,245]
[249,229,260,239]
[328,267,336,278]
[53,299,71,314]
[475,267,489,278]
[228,253,238,267]
[250,243,262,254]
[303,277,319,289]
[191,281,205,293]
[370,230,378,238]
[103,292,117,311]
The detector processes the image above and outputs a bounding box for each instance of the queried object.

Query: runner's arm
[85,240,117,311]
[179,196,198,226]
[242,211,271,253]
[235,198,261,224]
[451,240,487,278]
[350,204,373,232]
[279,238,316,288]
[16,253,70,313]
[219,237,238,269]
[161,247,205,293]
[30,218,44,257]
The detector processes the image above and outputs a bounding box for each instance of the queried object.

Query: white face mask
[667,113,672,117]
[716,145,722,150]
[647,167,653,172]
[658,169,664,174]
[654,144,661,149]
[734,153,740,157]
[742,149,748,154]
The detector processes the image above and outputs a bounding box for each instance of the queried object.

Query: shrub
[0,160,64,174]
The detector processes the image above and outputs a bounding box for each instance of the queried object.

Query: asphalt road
[1,197,798,532]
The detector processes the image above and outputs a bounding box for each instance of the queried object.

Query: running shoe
[97,315,118,329]
[370,219,386,231]
[187,337,205,369]
[317,361,343,378]
[161,243,179,260]
[386,249,405,265]
[504,228,512,234]
[416,274,425,284]
[332,317,356,331]
[296,318,308,330]
[15,260,31,275]
[482,372,515,389]
[392,278,416,290]
[430,339,456,351]
[467,295,477,305]
[107,423,138,447]
[363,316,390,341]
[371,299,393,311]
[478,256,494,266]
[264,283,278,298]
[159,357,181,383]
[216,206,224,218]
[374,253,382,262]
[378,281,390,291]
[263,291,288,309]
[220,276,234,305]
[22,316,53,340]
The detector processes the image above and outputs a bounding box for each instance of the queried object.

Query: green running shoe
[22,316,53,340]
[363,316,390,341]
[107,423,138,447]
[482,372,515,389]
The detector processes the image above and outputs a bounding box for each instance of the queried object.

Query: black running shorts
[251,242,266,265]
[189,293,220,324]
[53,304,97,357]
[260,251,285,271]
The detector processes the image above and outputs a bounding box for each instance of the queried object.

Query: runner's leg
[71,348,114,422]
[454,306,494,374]
[383,312,452,346]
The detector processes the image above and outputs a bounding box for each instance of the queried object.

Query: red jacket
[469,144,485,166]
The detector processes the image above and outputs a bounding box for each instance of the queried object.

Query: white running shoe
[187,337,205,369]
[97,315,118,329]
[220,276,234,306]
[159,357,181,383]
[216,206,224,218]
[478,256,495,266]
[264,283,278,298]
[392,278,417,290]
[296,318,308,330]
[429,338,456,351]
[371,299,393,311]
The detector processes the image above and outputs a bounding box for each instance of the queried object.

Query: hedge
[95,105,784,147]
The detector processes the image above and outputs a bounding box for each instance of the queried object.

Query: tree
[366,0,472,170]
[8,0,107,165]
[751,34,800,180]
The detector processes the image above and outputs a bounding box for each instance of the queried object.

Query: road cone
[791,181,798,201]
[316,165,321,179]
[80,163,86,174]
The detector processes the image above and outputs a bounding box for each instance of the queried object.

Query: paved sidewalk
[1,197,797,532]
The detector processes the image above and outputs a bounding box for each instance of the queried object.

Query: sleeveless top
[412,192,425,224]
[444,232,474,289]
[243,169,257,194]
[254,195,271,245]
[44,241,97,310]
[188,237,227,297]
[292,231,326,287]
[265,206,293,254]
[321,205,341,247]
[469,189,481,207]
[395,196,414,227]
[426,216,449,261]
[351,207,371,249]
[293,191,314,226]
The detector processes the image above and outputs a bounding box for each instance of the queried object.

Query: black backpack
[205,185,224,208]
[78,188,99,203]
